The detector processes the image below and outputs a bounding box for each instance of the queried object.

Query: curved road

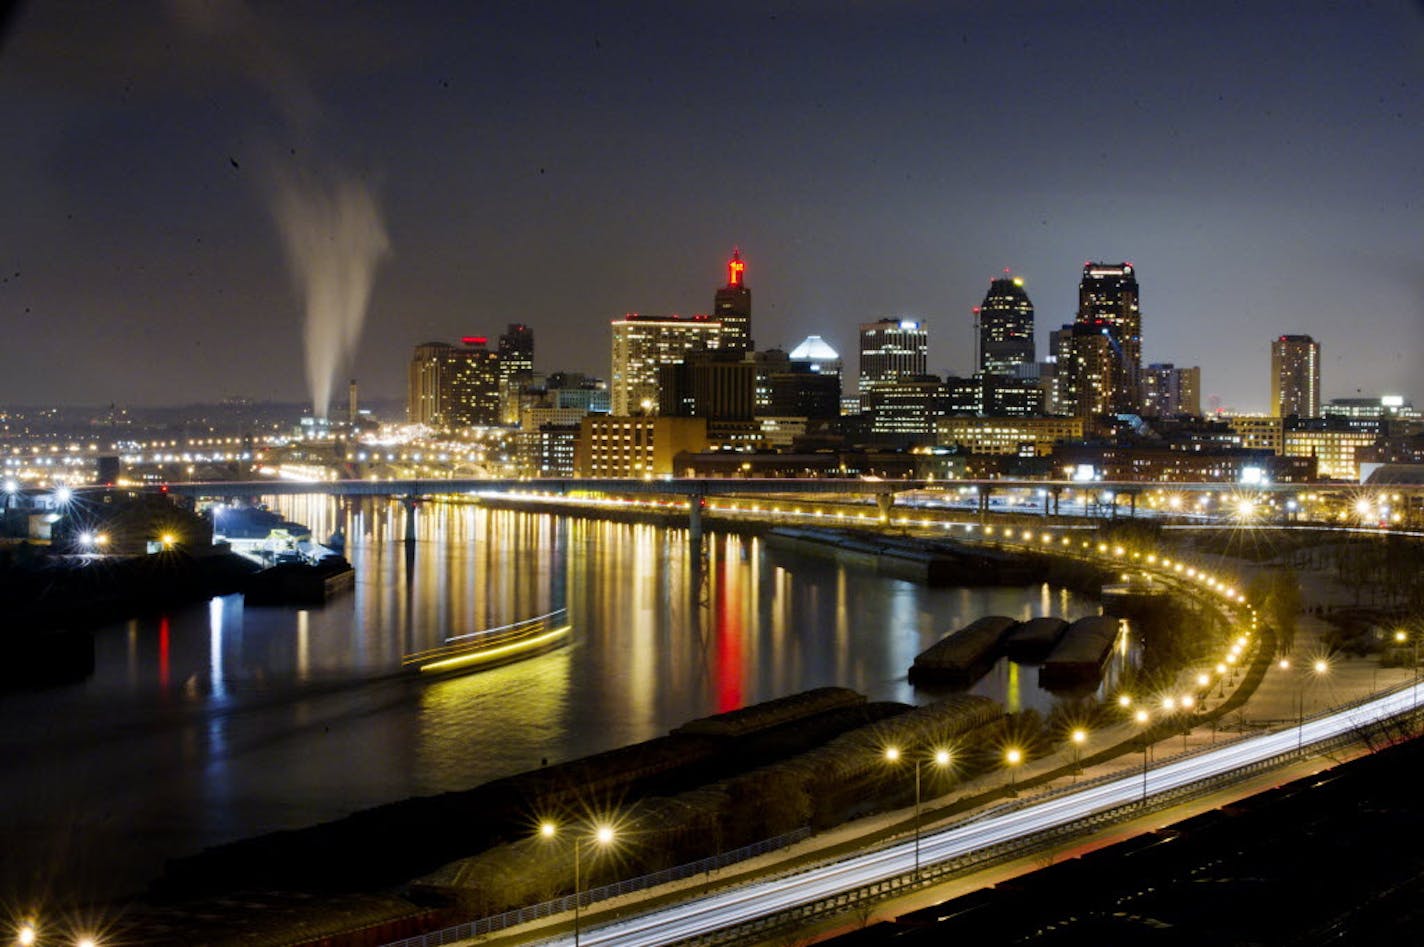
[550,685,1416,946]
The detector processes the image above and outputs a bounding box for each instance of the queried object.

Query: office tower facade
[444,337,502,427]
[609,314,723,416]
[859,319,928,390]
[407,341,452,426]
[863,375,945,438]
[1271,334,1321,418]
[976,274,1035,375]
[497,323,535,425]
[1141,363,1202,417]
[1075,262,1142,413]
[713,249,752,352]
[406,337,503,429]
[1047,325,1076,415]
[1067,323,1116,417]
[659,351,757,420]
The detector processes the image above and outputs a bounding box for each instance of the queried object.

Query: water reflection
[3,500,1112,902]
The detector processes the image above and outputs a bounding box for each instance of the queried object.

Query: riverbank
[0,546,259,687]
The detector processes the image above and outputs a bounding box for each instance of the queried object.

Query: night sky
[1,1,1420,414]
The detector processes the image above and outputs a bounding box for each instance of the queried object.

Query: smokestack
[348,378,359,425]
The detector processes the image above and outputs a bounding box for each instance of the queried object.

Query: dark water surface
[0,500,1116,903]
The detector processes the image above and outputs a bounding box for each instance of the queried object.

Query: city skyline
[0,2,1420,412]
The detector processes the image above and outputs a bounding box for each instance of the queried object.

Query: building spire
[727,247,745,288]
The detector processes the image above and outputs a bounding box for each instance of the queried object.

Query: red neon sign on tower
[727,248,745,287]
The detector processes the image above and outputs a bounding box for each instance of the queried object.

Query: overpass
[141,477,1422,541]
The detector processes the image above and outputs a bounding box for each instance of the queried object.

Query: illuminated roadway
[540,686,1418,946]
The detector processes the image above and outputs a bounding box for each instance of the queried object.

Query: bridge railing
[378,828,811,947]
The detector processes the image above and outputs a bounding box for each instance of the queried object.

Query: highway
[545,686,1416,946]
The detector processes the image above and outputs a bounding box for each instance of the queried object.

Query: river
[0,499,1121,904]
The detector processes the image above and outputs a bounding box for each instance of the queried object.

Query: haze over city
[1,1,1420,412]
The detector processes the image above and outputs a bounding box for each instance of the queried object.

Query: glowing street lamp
[884,745,952,878]
[1070,728,1087,779]
[16,922,36,946]
[1004,746,1023,795]
[539,821,617,947]
[1396,629,1419,708]
[1134,708,1151,803]
[1297,658,1332,753]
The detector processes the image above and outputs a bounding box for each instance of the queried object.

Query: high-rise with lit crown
[858,318,928,390]
[713,249,752,352]
[1074,262,1142,413]
[976,272,1035,375]
[1271,334,1321,418]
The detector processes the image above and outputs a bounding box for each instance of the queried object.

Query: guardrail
[379,828,811,947]
[690,694,1424,946]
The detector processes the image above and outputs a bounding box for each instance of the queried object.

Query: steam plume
[170,0,389,418]
[271,169,390,420]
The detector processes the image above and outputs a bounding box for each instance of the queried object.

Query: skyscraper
[497,323,535,425]
[858,318,928,390]
[713,249,752,352]
[1271,334,1321,418]
[609,314,724,415]
[1141,363,1202,417]
[406,337,502,429]
[1075,263,1142,413]
[976,273,1035,375]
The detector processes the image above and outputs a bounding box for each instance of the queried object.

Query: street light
[884,745,952,879]
[540,821,616,947]
[1134,708,1151,803]
[1297,658,1331,753]
[1070,728,1087,780]
[1395,629,1418,709]
[1004,746,1023,795]
[16,922,36,946]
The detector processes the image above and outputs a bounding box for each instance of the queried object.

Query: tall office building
[1067,324,1116,418]
[497,323,535,425]
[1271,334,1321,418]
[1141,363,1202,417]
[859,319,928,390]
[406,337,503,429]
[408,341,453,426]
[713,249,752,352]
[1047,325,1076,416]
[609,314,724,416]
[1075,262,1142,413]
[976,274,1035,375]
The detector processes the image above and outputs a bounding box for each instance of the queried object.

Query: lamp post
[1070,728,1087,780]
[1134,708,1150,804]
[885,745,951,879]
[541,821,615,947]
[1395,629,1418,710]
[1005,746,1023,796]
[1297,658,1330,754]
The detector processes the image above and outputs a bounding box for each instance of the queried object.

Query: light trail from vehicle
[548,685,1417,946]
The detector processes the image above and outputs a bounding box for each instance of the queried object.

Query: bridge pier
[1051,487,1062,518]
[1129,491,1137,517]
[403,496,418,544]
[876,493,893,524]
[688,495,704,542]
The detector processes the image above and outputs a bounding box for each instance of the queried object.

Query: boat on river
[401,608,571,676]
